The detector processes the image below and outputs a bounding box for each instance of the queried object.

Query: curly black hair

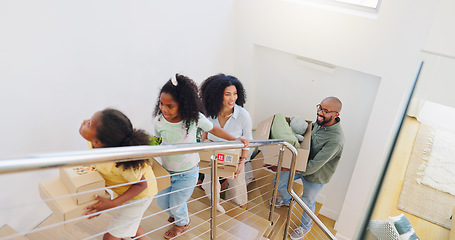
[96,108,150,171]
[200,73,246,118]
[153,74,201,133]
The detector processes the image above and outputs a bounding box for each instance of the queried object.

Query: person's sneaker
[269,197,290,208]
[290,226,310,240]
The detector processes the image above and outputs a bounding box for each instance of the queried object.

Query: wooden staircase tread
[26,211,112,240]
[143,202,242,240]
[190,187,271,240]
[249,169,307,240]
[250,168,338,240]
[246,175,281,237]
[0,225,30,240]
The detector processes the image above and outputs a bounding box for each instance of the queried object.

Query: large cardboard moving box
[39,178,108,226]
[59,165,105,205]
[254,115,312,171]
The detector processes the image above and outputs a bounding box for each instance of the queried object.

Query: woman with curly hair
[200,73,253,211]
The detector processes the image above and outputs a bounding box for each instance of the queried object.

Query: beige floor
[369,116,450,239]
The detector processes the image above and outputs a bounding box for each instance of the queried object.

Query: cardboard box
[0,225,29,240]
[59,165,105,205]
[199,148,241,167]
[149,158,171,193]
[38,178,108,226]
[198,160,237,179]
[254,115,312,171]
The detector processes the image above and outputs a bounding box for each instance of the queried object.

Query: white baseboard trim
[318,205,339,221]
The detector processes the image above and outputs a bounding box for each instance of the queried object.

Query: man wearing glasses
[272,97,345,240]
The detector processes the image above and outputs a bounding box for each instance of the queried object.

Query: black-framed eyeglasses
[316,104,338,115]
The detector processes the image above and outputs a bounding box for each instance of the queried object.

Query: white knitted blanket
[417,126,455,196]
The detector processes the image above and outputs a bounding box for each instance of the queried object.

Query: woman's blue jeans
[156,165,199,226]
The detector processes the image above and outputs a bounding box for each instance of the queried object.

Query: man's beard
[316,114,332,126]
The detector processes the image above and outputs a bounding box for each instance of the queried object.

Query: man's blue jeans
[156,165,199,226]
[273,171,324,230]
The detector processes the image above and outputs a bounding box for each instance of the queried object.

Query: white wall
[412,52,455,109]
[234,0,442,239]
[0,0,236,233]
[253,45,380,220]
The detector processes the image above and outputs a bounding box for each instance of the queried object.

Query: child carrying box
[79,108,158,240]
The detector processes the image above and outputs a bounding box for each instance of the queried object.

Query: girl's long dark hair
[97,108,150,170]
[200,73,246,118]
[153,74,201,133]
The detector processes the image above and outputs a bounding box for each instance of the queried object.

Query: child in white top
[152,74,248,239]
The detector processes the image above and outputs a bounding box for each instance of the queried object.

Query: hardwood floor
[368,116,450,239]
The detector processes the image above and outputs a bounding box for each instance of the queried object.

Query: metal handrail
[283,141,337,240]
[0,139,336,240]
[0,140,285,174]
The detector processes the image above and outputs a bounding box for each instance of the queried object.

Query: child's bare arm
[200,131,208,142]
[208,126,249,148]
[85,175,147,218]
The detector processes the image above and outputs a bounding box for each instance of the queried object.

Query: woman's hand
[236,136,249,148]
[84,195,117,219]
[209,127,249,148]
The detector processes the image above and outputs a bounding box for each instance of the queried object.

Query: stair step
[26,210,113,239]
[0,225,30,240]
[246,174,280,237]
[248,169,311,240]
[191,187,271,240]
[143,201,242,240]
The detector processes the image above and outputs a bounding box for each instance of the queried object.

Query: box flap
[39,178,75,214]
[300,120,312,149]
[253,115,275,140]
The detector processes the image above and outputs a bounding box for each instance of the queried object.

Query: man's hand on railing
[236,136,249,148]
